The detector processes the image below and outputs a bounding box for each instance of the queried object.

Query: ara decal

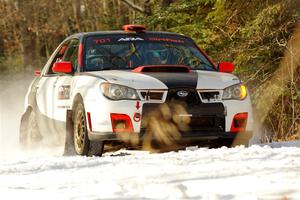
[118,37,144,42]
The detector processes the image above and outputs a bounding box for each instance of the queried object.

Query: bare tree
[120,0,152,16]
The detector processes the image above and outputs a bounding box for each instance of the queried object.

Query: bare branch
[120,0,145,13]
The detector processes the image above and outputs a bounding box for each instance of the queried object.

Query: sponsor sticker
[94,38,111,44]
[118,37,144,42]
[147,37,185,44]
[133,113,141,122]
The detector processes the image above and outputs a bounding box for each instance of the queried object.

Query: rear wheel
[19,109,42,149]
[66,101,104,156]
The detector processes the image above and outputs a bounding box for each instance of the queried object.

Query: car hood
[85,70,240,90]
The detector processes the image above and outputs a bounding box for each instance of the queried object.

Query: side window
[46,41,70,74]
[62,39,79,71]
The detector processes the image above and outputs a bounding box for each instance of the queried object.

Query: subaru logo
[177,90,188,97]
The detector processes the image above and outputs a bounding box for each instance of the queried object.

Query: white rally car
[20,25,253,156]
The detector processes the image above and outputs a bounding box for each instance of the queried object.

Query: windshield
[84,34,215,71]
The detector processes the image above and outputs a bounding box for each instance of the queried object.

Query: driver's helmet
[87,47,100,57]
[86,47,104,70]
[146,44,169,65]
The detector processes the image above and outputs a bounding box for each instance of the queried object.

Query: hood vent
[132,65,191,73]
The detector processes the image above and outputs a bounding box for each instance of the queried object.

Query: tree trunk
[17,0,36,68]
[161,0,173,8]
[72,1,82,31]
[0,36,4,57]
[144,0,152,16]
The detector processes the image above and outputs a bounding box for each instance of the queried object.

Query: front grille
[141,103,225,133]
[167,88,200,105]
[189,115,225,132]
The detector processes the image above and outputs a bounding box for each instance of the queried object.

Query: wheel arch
[70,93,84,121]
[72,93,84,109]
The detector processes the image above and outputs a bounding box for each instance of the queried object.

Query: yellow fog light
[240,84,247,100]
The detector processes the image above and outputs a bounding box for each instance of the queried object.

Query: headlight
[222,84,247,100]
[100,83,140,100]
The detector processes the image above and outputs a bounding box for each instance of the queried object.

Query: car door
[35,40,70,134]
[53,38,80,123]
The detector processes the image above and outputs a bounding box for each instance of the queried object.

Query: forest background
[0,0,299,141]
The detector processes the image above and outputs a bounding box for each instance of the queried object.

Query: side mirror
[52,61,72,74]
[219,61,235,73]
[35,69,41,76]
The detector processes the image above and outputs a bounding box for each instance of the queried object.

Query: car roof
[69,31,189,40]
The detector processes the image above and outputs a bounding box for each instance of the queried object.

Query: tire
[19,109,42,149]
[220,138,234,148]
[71,101,104,156]
[63,110,76,156]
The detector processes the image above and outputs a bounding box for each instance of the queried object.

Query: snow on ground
[265,140,300,148]
[1,145,300,200]
[1,74,300,199]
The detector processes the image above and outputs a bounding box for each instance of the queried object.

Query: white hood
[195,70,240,89]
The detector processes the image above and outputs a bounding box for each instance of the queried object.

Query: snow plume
[0,73,29,156]
[113,102,191,152]
[141,102,191,152]
[0,72,61,157]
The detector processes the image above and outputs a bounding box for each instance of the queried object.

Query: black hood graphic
[143,72,198,89]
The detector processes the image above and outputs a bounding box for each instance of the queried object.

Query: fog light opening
[230,112,248,133]
[110,113,134,133]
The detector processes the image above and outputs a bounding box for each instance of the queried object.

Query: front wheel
[65,102,104,156]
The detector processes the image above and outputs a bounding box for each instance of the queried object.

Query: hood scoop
[132,65,191,73]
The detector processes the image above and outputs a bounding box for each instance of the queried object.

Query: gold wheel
[73,103,89,155]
